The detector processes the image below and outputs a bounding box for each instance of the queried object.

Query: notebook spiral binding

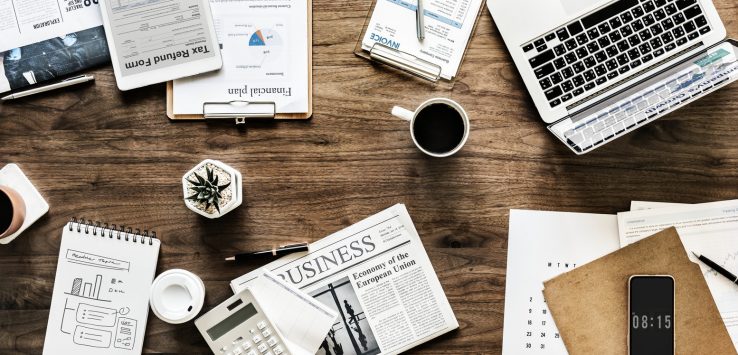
[68,217,157,245]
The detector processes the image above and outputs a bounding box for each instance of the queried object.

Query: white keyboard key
[252,335,262,344]
[266,337,277,347]
[273,346,284,355]
[262,328,271,338]
[257,321,267,330]
[258,343,269,353]
[242,341,252,349]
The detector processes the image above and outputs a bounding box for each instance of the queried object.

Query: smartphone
[628,275,675,355]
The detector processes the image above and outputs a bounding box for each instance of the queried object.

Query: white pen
[1,74,95,101]
[416,0,425,40]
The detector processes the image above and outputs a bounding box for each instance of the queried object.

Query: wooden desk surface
[1,1,737,353]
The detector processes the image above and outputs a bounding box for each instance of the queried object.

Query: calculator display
[206,303,258,341]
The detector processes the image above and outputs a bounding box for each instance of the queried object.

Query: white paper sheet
[249,271,338,355]
[630,201,687,211]
[172,0,308,114]
[503,210,620,354]
[361,0,483,80]
[618,200,738,350]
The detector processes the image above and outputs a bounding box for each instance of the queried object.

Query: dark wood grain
[1,1,737,353]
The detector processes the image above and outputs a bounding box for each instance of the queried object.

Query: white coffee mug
[391,98,470,157]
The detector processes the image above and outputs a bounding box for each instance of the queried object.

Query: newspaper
[231,204,458,355]
[0,0,108,92]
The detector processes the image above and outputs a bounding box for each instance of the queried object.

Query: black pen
[692,251,738,285]
[225,242,309,262]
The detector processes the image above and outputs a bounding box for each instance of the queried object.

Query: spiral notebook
[42,219,161,355]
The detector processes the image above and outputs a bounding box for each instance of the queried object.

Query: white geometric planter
[182,159,242,219]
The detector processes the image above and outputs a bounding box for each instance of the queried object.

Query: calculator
[195,288,290,355]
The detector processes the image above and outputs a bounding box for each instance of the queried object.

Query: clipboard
[166,0,313,124]
[543,228,736,355]
[354,0,485,88]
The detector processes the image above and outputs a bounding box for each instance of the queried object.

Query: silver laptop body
[488,0,738,154]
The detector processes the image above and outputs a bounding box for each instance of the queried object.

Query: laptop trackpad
[560,0,598,15]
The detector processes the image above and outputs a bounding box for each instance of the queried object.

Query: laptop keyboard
[524,0,712,109]
[557,53,738,153]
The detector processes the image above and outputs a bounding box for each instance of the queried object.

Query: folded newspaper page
[231,204,458,355]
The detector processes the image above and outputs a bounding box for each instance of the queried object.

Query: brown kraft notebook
[543,227,735,355]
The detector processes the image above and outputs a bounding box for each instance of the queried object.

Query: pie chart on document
[246,28,284,67]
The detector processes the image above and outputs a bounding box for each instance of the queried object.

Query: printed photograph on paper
[311,276,380,355]
[0,26,109,93]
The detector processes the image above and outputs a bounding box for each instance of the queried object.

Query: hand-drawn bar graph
[66,274,109,302]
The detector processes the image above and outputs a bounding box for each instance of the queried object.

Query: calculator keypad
[219,319,287,355]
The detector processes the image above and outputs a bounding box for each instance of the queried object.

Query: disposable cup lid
[150,269,205,324]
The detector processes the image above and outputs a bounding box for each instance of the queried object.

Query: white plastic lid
[150,269,205,324]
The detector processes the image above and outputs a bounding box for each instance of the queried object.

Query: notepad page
[502,210,620,354]
[43,225,160,355]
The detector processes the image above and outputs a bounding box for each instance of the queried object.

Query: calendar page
[503,210,620,354]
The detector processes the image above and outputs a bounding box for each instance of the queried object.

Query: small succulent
[186,166,231,213]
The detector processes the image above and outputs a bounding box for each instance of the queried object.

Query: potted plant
[182,159,242,218]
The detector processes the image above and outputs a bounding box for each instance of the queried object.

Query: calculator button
[221,346,230,352]
[262,328,271,337]
[252,335,262,344]
[257,321,267,330]
[267,337,277,347]
[265,352,273,355]
[242,341,252,349]
[246,351,257,355]
[273,346,284,355]
[233,348,243,355]
[258,343,269,353]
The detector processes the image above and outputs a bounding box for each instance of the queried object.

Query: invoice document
[172,0,309,114]
[361,0,483,80]
[503,210,620,354]
[618,199,738,350]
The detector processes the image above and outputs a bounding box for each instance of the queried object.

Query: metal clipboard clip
[368,43,442,82]
[203,101,277,125]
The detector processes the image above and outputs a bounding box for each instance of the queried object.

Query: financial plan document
[172,0,309,114]
[361,0,483,80]
[618,199,738,351]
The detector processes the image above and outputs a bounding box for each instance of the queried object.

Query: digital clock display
[629,276,674,355]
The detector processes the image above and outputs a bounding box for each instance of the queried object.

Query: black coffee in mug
[412,103,466,154]
[0,190,13,233]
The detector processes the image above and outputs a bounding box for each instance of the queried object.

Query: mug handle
[391,106,414,122]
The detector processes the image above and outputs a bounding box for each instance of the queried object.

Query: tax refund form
[361,0,483,80]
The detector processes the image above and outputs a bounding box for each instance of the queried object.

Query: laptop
[488,0,738,154]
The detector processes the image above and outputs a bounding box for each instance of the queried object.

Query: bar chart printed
[66,274,110,302]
